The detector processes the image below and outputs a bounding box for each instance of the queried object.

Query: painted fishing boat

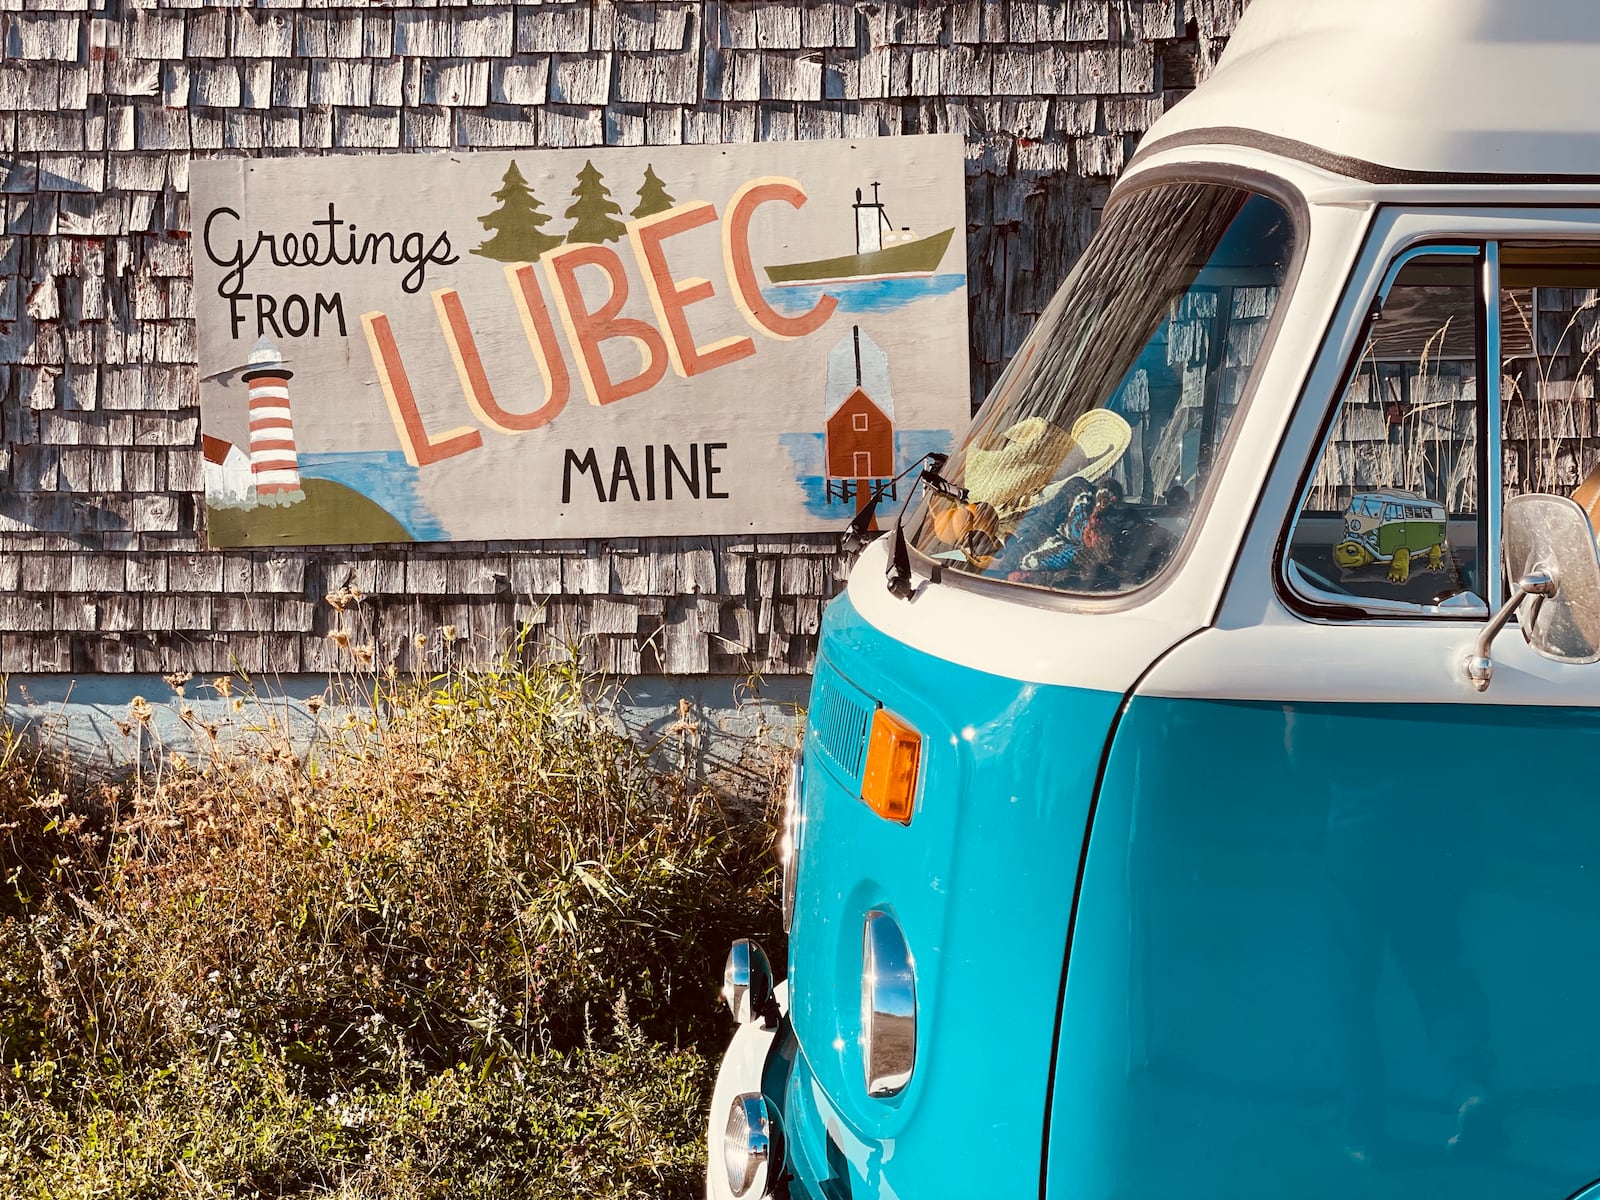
[764,182,954,286]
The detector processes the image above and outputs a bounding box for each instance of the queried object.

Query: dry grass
[0,626,784,1198]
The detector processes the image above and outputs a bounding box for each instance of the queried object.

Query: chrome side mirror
[1467,494,1600,691]
[722,939,776,1027]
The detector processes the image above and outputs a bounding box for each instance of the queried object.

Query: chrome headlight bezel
[723,1091,778,1198]
[862,908,916,1097]
[780,755,803,933]
[722,938,775,1026]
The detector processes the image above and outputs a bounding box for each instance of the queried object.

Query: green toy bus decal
[1333,490,1448,584]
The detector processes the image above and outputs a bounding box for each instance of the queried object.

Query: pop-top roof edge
[1135,0,1600,187]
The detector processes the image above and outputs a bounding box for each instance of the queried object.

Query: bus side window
[1284,252,1484,613]
[1500,244,1600,542]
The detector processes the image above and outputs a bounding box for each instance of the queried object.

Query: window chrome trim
[1286,560,1487,619]
[1483,240,1504,610]
[1375,242,1482,298]
[1280,241,1490,622]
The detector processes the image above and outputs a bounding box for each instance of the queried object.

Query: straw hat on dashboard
[963,416,1072,510]
[964,410,1133,513]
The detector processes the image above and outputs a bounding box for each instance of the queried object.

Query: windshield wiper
[842,452,966,599]
[888,455,966,598]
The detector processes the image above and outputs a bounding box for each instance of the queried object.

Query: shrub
[0,646,786,1197]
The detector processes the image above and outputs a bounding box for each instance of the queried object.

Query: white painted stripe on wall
[248,385,291,400]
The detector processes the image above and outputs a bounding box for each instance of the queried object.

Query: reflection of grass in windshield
[1305,303,1479,518]
[995,183,1252,432]
[923,185,1293,596]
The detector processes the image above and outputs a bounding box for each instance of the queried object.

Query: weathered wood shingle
[0,0,1247,678]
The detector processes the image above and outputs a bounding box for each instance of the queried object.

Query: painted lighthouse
[823,325,896,514]
[239,335,305,507]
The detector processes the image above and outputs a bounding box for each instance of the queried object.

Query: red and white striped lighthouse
[240,335,302,502]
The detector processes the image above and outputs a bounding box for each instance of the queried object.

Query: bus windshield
[908,181,1297,597]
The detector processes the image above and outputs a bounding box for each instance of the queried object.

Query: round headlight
[780,757,803,932]
[862,909,916,1097]
[723,1092,776,1197]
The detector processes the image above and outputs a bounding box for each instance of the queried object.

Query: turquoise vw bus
[709,2,1600,1198]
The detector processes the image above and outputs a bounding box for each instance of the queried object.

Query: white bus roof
[1138,0,1600,183]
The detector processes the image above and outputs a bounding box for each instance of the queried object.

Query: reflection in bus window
[1286,255,1484,612]
[1501,244,1600,541]
[907,183,1297,597]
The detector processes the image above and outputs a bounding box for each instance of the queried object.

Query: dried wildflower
[212,675,233,698]
[305,694,325,716]
[115,720,133,738]
[162,671,192,697]
[169,752,190,773]
[353,644,375,667]
[231,698,244,713]
[441,625,459,643]
[179,704,196,723]
[329,629,352,650]
[129,695,153,726]
[325,584,366,612]
[413,633,428,651]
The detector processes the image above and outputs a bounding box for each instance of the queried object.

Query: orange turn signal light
[861,709,921,824]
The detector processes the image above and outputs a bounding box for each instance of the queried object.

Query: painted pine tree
[631,165,676,220]
[473,161,563,263]
[564,160,628,244]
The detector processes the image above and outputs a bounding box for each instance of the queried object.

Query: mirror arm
[1465,570,1557,692]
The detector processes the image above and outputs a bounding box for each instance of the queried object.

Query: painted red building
[825,387,894,479]
[824,326,896,481]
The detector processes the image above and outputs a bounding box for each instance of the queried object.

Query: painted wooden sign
[190,135,970,547]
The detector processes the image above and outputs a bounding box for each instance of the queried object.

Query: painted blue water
[298,451,449,541]
[779,430,955,519]
[763,273,966,316]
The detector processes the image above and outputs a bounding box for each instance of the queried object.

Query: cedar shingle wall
[0,0,1243,678]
